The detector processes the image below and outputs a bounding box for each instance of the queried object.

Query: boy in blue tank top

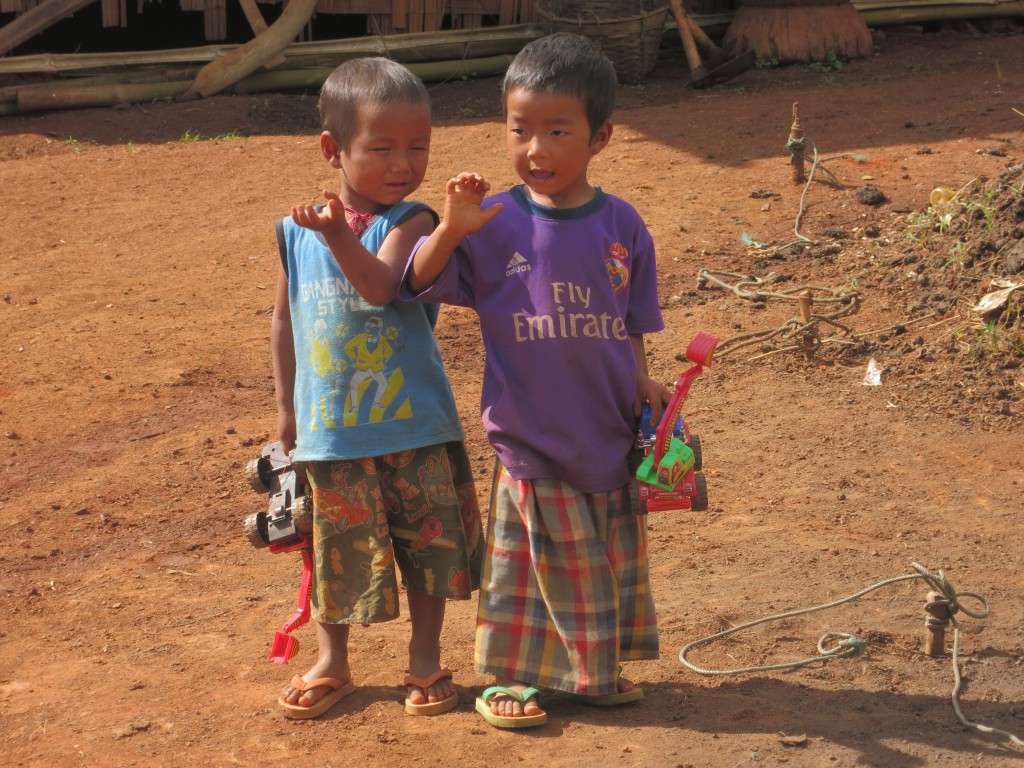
[271,57,483,720]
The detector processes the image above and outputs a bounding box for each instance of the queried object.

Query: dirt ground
[2,25,1024,768]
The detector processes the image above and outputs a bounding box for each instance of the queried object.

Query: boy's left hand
[635,375,671,424]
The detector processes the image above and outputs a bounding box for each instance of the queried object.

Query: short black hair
[502,33,617,137]
[319,57,430,149]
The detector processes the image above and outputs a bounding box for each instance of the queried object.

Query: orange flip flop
[404,668,459,716]
[278,675,355,719]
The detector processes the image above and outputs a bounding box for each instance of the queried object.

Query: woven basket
[537,1,669,84]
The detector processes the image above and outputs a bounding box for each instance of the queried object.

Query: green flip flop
[475,685,547,729]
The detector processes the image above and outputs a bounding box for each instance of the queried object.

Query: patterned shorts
[475,463,659,695]
[304,441,484,625]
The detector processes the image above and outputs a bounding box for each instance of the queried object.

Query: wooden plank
[409,0,422,33]
[203,0,226,40]
[391,0,407,30]
[100,0,116,26]
[0,0,98,56]
[0,24,546,75]
[100,0,115,26]
[313,0,391,10]
[423,0,443,32]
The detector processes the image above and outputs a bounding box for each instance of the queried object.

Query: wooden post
[669,0,705,79]
[798,289,815,360]
[924,590,951,657]
[798,290,812,324]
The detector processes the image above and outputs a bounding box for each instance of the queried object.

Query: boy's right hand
[291,191,351,240]
[440,173,503,237]
[277,409,297,454]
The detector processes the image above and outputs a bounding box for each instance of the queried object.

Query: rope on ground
[678,562,1024,748]
[780,135,844,252]
[696,269,857,305]
[697,269,861,359]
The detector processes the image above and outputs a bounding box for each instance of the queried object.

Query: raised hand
[441,173,503,237]
[291,190,349,237]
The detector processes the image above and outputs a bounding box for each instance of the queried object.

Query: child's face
[326,101,431,212]
[505,87,611,209]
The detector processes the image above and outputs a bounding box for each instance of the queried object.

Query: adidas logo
[505,251,531,277]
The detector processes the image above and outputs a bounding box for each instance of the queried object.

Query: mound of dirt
[688,159,1023,428]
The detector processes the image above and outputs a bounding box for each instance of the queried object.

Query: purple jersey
[405,186,664,492]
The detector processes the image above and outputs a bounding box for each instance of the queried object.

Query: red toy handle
[653,332,720,462]
[267,535,313,664]
[280,547,313,635]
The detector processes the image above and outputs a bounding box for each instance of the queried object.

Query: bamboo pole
[858,1,1024,24]
[234,53,512,93]
[0,24,545,76]
[12,54,513,112]
[0,44,241,75]
[0,64,201,104]
[16,79,190,111]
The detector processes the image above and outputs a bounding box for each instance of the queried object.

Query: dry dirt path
[1,26,1023,768]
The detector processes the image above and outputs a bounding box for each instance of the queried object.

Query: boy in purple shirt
[403,33,670,728]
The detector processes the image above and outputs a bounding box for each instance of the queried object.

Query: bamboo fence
[0,0,1021,114]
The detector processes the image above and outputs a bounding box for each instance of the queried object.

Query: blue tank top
[279,201,464,461]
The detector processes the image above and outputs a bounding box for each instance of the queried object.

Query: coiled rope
[679,562,1023,748]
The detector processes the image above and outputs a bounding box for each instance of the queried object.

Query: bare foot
[406,665,457,706]
[406,590,454,706]
[279,658,352,709]
[488,679,542,718]
[279,622,351,709]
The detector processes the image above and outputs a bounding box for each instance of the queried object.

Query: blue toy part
[639,402,683,441]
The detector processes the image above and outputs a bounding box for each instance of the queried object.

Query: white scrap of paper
[972,279,1023,315]
[863,358,883,386]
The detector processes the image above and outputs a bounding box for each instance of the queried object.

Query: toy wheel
[243,512,269,548]
[691,473,709,511]
[291,495,314,535]
[689,434,702,472]
[245,457,270,494]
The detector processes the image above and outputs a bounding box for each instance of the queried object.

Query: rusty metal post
[789,102,807,184]
[924,590,951,657]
